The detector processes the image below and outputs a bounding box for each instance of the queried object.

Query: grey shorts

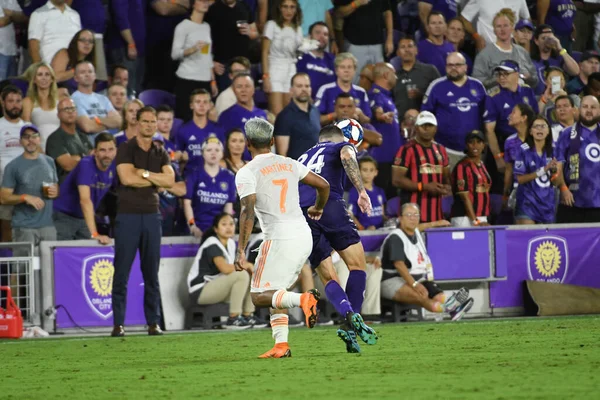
[381,276,408,300]
[12,226,56,257]
[53,211,91,240]
[0,205,13,220]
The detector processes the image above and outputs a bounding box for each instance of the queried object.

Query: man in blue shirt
[296,22,336,100]
[274,73,321,159]
[53,133,118,243]
[484,60,538,177]
[314,52,372,126]
[422,52,487,167]
[555,95,600,223]
[368,62,401,199]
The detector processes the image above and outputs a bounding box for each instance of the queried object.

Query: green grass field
[3,316,600,400]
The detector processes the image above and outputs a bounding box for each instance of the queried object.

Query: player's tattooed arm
[238,194,256,252]
[340,145,365,192]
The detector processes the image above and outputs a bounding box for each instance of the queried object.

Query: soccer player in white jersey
[234,118,331,359]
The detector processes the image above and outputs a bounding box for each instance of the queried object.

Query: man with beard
[0,85,26,242]
[52,133,118,243]
[296,22,336,100]
[421,52,487,168]
[554,96,600,223]
[274,73,321,159]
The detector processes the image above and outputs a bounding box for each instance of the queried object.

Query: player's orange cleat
[300,288,320,328]
[258,343,292,358]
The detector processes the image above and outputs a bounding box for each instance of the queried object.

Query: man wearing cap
[472,8,537,90]
[554,95,600,223]
[392,111,451,223]
[52,132,118,243]
[451,130,492,227]
[537,0,576,51]
[421,52,487,169]
[513,19,534,53]
[483,60,538,179]
[566,51,600,95]
[0,124,58,255]
[531,24,579,95]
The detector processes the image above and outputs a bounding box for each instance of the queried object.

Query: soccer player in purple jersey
[298,125,378,353]
[513,116,559,224]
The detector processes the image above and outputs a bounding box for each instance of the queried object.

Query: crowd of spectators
[1,0,600,320]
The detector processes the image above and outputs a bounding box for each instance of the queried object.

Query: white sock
[270,314,289,344]
[271,289,302,309]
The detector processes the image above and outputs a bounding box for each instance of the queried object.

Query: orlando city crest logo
[82,254,115,319]
[527,236,568,283]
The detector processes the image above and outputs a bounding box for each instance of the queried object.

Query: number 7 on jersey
[272,179,288,213]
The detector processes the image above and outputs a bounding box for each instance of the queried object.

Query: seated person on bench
[187,213,264,329]
[379,203,474,321]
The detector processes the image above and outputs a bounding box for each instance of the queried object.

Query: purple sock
[346,270,366,313]
[325,280,354,317]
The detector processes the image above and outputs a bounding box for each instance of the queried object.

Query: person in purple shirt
[368,62,401,199]
[106,0,146,93]
[52,133,117,244]
[418,0,457,26]
[217,74,267,160]
[298,124,377,352]
[176,89,226,173]
[183,137,236,236]
[296,22,336,100]
[348,156,386,230]
[417,12,455,76]
[513,116,558,224]
[531,24,579,95]
[446,18,474,75]
[314,52,372,126]
[537,0,577,51]
[71,0,106,34]
[421,52,487,158]
[555,96,600,223]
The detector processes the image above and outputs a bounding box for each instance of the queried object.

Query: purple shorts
[302,199,361,268]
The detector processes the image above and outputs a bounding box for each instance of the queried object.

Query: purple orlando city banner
[490,227,600,308]
[53,244,199,328]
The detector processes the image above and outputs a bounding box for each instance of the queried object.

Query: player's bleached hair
[401,202,420,216]
[245,118,273,148]
[334,52,358,69]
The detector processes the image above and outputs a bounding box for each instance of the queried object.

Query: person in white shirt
[0,85,25,240]
[234,117,330,359]
[261,0,304,115]
[71,61,122,145]
[214,57,251,118]
[28,0,81,64]
[460,0,529,51]
[171,0,218,121]
[0,0,26,80]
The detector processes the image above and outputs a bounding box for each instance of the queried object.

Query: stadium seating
[184,300,229,330]
[139,89,176,109]
[381,299,424,322]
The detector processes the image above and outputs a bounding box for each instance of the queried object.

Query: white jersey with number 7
[235,153,311,240]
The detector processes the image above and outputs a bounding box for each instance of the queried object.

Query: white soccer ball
[335,118,364,147]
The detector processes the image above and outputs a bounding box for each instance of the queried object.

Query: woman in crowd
[171,0,218,121]
[51,29,96,86]
[186,213,257,329]
[503,103,535,208]
[379,203,473,321]
[114,99,144,146]
[219,128,247,174]
[184,137,235,238]
[262,0,303,115]
[22,62,60,150]
[451,130,492,227]
[513,116,558,224]
[537,67,580,123]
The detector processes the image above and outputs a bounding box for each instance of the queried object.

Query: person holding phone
[538,67,581,123]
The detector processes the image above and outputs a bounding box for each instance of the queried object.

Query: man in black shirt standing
[334,0,394,84]
[111,106,175,337]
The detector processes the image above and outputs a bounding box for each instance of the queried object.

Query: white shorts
[251,234,312,293]
[269,60,296,93]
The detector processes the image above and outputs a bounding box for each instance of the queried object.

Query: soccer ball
[335,118,364,147]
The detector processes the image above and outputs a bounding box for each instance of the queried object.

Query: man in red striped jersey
[391,111,451,223]
[450,130,492,227]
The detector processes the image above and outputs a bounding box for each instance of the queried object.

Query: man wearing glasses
[46,98,93,184]
[421,52,487,169]
[379,202,473,321]
[111,106,175,337]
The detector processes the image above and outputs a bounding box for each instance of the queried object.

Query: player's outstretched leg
[347,312,378,345]
[258,312,292,359]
